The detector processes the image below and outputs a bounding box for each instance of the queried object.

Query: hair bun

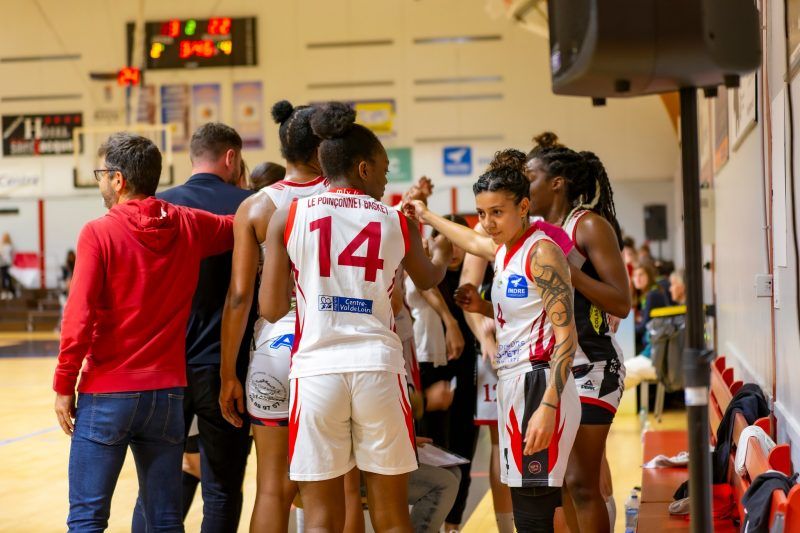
[489,149,526,172]
[310,102,357,140]
[271,100,295,124]
[532,131,561,149]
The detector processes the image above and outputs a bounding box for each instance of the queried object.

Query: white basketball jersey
[260,176,328,210]
[491,223,561,379]
[285,188,410,378]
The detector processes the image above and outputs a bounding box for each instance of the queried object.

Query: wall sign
[387,148,412,182]
[2,113,82,157]
[443,146,472,176]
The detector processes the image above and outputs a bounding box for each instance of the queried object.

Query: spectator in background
[61,250,76,296]
[249,162,286,191]
[632,263,669,353]
[669,269,686,306]
[155,122,254,532]
[0,233,14,299]
[52,133,235,531]
[621,236,637,268]
[638,243,654,264]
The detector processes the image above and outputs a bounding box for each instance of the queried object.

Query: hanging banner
[232,81,264,149]
[192,83,221,129]
[353,99,396,137]
[136,85,157,125]
[2,113,82,157]
[161,84,190,151]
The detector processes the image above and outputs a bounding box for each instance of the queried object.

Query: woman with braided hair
[525,133,630,533]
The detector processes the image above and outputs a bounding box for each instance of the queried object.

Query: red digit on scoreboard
[219,18,231,34]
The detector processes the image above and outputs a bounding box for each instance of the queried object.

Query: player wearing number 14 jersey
[259,102,451,532]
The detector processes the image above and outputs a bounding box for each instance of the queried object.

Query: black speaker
[547,0,761,98]
[644,204,668,241]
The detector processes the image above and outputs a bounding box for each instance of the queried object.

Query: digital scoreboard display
[127,17,257,69]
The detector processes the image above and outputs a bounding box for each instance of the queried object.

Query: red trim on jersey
[288,380,301,465]
[396,210,410,254]
[329,187,365,195]
[579,396,618,414]
[547,403,565,474]
[503,225,538,269]
[474,419,499,427]
[277,175,327,188]
[506,406,523,473]
[398,375,416,451]
[568,211,591,258]
[284,199,299,247]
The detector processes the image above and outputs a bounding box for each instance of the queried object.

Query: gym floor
[0,334,683,532]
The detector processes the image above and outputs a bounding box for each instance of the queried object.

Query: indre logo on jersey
[506,274,528,298]
[318,295,373,315]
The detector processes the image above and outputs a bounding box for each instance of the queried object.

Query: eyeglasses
[93,168,117,182]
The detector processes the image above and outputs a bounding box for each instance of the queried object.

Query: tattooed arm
[523,239,577,455]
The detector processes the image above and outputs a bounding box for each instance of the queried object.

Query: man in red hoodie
[53,133,234,532]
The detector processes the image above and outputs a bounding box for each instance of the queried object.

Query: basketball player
[218,100,327,532]
[525,133,630,533]
[406,150,580,532]
[259,101,452,532]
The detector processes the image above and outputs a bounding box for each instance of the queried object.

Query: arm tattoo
[530,242,577,399]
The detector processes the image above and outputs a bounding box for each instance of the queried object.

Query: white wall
[613,179,676,261]
[0,0,678,275]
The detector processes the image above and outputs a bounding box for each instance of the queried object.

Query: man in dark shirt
[156,123,255,532]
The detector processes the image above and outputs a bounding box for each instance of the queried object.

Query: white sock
[296,508,304,532]
[496,512,515,533]
[606,495,616,530]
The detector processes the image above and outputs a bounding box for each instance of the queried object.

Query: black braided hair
[473,149,529,204]
[528,133,623,248]
[271,100,321,164]
[310,101,383,179]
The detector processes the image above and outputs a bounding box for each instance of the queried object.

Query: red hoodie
[53,197,233,395]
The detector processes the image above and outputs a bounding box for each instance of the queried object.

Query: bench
[638,356,798,531]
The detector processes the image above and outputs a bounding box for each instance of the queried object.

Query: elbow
[259,300,288,323]
[611,302,631,319]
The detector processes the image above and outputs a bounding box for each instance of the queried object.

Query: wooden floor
[0,342,686,532]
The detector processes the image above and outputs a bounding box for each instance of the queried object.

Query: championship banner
[161,84,190,151]
[2,113,82,157]
[192,83,221,129]
[232,81,264,149]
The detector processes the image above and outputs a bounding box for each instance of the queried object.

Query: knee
[564,473,601,506]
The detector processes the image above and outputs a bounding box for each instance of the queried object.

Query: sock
[496,512,515,533]
[606,495,616,530]
[181,471,200,519]
[296,508,304,532]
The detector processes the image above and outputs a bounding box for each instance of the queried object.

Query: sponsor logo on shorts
[528,461,542,474]
[580,379,596,391]
[248,372,288,411]
[269,334,294,350]
[506,274,528,298]
[318,295,373,314]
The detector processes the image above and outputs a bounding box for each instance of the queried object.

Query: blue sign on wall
[443,146,472,176]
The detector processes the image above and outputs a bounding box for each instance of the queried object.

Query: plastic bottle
[624,489,640,532]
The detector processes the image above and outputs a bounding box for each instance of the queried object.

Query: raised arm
[405,200,496,261]
[572,213,631,318]
[524,239,578,455]
[402,217,452,290]
[258,206,293,323]
[220,194,276,427]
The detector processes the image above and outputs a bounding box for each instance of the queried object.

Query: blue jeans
[67,388,185,533]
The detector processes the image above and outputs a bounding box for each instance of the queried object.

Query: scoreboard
[126,17,257,69]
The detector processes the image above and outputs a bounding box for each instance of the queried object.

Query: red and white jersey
[491,223,566,379]
[284,188,410,378]
[260,176,328,210]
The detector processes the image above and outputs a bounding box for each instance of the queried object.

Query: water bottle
[624,489,640,532]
